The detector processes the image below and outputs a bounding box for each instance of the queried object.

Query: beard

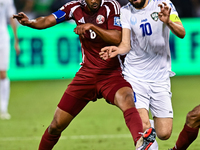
[129,0,146,9]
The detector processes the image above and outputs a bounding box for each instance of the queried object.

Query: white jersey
[0,0,16,70]
[0,0,16,42]
[121,0,178,82]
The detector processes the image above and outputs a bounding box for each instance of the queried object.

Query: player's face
[85,0,102,12]
[129,0,146,9]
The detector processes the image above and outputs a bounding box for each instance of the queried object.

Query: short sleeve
[120,7,131,29]
[166,0,179,16]
[53,1,80,21]
[106,1,122,31]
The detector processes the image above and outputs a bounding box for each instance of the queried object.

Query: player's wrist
[166,19,173,26]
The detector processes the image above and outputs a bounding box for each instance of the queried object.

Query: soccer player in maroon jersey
[13,0,156,149]
[170,104,200,150]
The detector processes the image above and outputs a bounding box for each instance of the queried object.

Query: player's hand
[100,46,119,60]
[13,12,30,26]
[74,23,93,38]
[158,2,171,24]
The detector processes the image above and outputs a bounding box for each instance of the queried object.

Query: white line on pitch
[0,134,131,142]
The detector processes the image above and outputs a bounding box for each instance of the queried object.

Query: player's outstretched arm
[158,2,185,39]
[10,17,20,55]
[13,12,57,29]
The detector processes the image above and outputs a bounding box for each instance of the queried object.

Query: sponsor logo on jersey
[96,15,105,24]
[151,12,159,21]
[141,18,148,23]
[114,16,121,27]
[130,16,137,25]
[78,17,85,23]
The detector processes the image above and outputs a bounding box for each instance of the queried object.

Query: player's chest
[0,0,6,9]
[74,9,107,40]
[0,1,7,14]
[130,10,163,37]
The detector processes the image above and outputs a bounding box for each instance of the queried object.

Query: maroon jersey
[53,0,122,70]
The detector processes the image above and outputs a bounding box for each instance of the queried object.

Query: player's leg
[150,98,173,141]
[153,117,173,140]
[100,73,156,149]
[137,108,159,150]
[0,42,10,120]
[171,105,200,150]
[39,107,74,150]
[186,105,200,128]
[0,70,11,120]
[113,86,156,149]
[113,86,143,144]
[149,78,173,141]
[149,119,159,150]
[137,108,151,131]
[38,93,89,150]
[122,76,157,149]
[123,76,151,131]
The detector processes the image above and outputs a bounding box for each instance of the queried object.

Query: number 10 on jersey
[140,23,152,37]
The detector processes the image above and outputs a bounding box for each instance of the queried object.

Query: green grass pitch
[0,76,200,150]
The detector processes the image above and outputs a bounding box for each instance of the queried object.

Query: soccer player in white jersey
[0,0,20,119]
[100,0,186,149]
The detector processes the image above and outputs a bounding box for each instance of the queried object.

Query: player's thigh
[100,71,132,106]
[150,79,173,118]
[137,108,151,131]
[58,92,89,117]
[154,117,173,140]
[114,86,135,111]
[123,76,150,110]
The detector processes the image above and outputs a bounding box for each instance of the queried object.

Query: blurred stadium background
[0,0,200,149]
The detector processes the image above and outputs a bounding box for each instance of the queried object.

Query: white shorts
[124,76,173,118]
[0,39,10,70]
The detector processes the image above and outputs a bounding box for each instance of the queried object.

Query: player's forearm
[10,18,18,40]
[167,21,185,39]
[25,15,56,29]
[117,40,131,55]
[117,28,131,55]
[26,17,52,29]
[90,25,122,45]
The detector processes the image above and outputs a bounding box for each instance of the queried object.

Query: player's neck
[136,0,149,10]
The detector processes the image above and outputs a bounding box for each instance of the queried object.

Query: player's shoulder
[103,0,121,9]
[120,2,132,14]
[62,0,82,8]
[150,0,176,12]
[60,0,82,11]
[121,2,132,10]
[150,0,172,4]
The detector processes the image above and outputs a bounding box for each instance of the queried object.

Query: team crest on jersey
[151,12,159,21]
[130,16,137,25]
[96,15,105,24]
